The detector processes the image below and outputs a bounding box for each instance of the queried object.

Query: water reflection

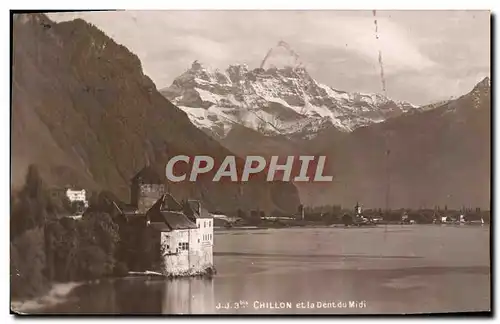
[34,277,214,314]
[162,278,214,314]
[31,227,490,314]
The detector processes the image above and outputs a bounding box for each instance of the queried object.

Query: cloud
[48,10,490,105]
[303,14,437,74]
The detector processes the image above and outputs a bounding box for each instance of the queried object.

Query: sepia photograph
[9,8,491,315]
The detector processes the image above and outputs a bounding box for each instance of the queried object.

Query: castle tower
[131,165,166,213]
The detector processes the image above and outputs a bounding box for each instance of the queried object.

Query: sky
[50,10,490,105]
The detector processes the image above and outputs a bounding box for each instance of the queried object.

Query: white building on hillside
[65,188,88,207]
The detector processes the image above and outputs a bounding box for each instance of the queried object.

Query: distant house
[113,166,214,276]
[49,186,89,216]
[66,188,89,208]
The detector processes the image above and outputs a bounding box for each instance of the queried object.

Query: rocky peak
[14,12,52,26]
[473,76,491,92]
[226,64,249,83]
[467,76,491,99]
[479,76,490,86]
[160,42,420,139]
[469,76,491,110]
[191,60,203,71]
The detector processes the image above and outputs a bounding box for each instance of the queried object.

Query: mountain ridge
[160,57,419,139]
[218,77,491,209]
[11,13,301,214]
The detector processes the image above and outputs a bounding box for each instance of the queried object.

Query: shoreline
[215,222,489,230]
[11,282,82,314]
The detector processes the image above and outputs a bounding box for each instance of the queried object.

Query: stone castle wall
[160,229,214,276]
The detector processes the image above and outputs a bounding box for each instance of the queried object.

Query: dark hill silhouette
[219,77,490,209]
[11,13,300,214]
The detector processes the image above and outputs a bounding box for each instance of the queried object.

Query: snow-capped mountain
[161,59,418,139]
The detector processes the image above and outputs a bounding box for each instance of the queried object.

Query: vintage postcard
[10,9,491,315]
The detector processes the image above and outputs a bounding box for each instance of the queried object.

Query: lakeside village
[43,166,488,280]
[9,163,491,306]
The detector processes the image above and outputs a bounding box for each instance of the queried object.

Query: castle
[112,166,214,277]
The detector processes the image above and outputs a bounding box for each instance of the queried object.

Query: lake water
[26,225,490,314]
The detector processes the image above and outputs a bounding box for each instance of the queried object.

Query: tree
[10,227,48,299]
[11,165,51,238]
[342,214,353,227]
[24,164,44,199]
[236,209,247,219]
[77,212,120,277]
[75,245,109,279]
[11,167,125,299]
[86,190,121,215]
[44,218,80,281]
[76,201,87,214]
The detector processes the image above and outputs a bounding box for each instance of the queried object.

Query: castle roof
[149,193,183,212]
[132,165,163,184]
[111,201,144,221]
[186,200,213,219]
[153,211,198,231]
[146,194,197,231]
[113,193,207,231]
